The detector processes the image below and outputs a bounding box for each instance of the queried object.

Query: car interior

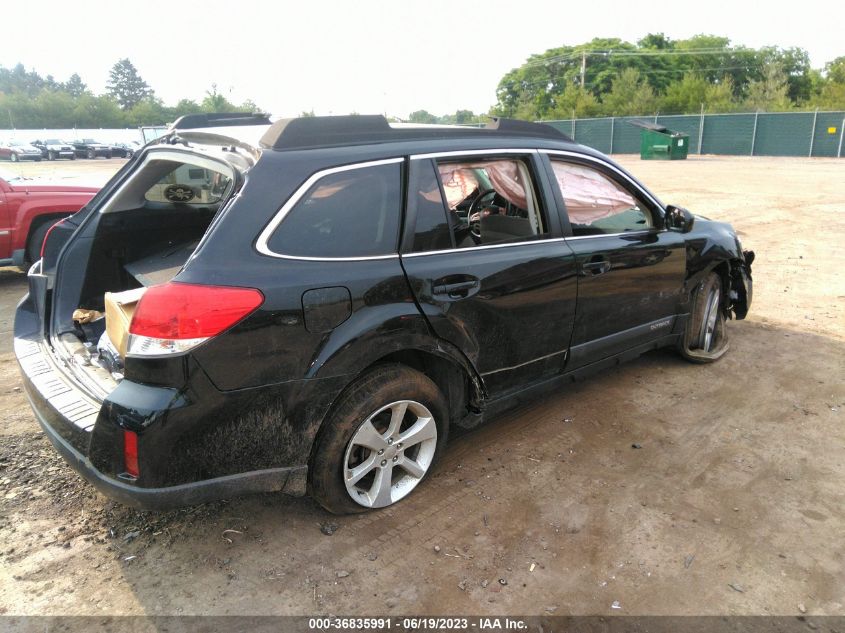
[436,159,545,247]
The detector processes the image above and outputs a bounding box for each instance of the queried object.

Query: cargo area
[46,149,238,398]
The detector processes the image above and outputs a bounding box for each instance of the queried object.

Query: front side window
[267,162,401,258]
[551,161,653,236]
[434,157,546,248]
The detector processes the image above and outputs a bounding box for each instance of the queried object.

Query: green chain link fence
[543,111,845,157]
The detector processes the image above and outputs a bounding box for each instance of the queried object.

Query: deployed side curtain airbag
[438,160,529,210]
[551,161,636,224]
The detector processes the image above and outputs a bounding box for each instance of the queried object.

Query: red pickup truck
[0,168,99,269]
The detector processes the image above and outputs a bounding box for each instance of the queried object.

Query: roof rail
[260,115,571,150]
[170,112,272,130]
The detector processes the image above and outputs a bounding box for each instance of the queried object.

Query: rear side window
[410,160,453,252]
[550,161,653,236]
[267,163,401,258]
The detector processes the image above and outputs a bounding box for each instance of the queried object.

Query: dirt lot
[0,156,842,616]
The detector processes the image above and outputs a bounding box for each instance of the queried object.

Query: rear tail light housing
[127,282,264,357]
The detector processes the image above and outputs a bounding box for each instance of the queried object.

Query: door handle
[581,257,611,276]
[432,279,479,298]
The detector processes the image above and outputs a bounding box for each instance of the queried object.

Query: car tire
[10,153,18,163]
[678,272,729,363]
[86,149,95,159]
[309,363,449,514]
[70,154,76,160]
[26,219,53,265]
[48,151,56,161]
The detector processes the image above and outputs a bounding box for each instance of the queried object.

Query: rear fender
[306,307,485,398]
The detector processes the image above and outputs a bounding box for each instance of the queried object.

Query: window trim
[255,157,404,262]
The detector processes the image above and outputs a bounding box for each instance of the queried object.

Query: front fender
[682,217,753,318]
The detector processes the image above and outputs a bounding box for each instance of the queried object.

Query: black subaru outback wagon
[15,114,753,514]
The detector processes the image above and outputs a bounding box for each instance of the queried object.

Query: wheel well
[373,350,478,425]
[712,261,731,310]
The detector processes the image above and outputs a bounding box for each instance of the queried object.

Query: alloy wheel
[343,400,437,508]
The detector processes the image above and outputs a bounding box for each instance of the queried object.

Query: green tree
[549,85,601,119]
[812,57,845,108]
[408,110,437,123]
[106,58,154,110]
[660,73,709,114]
[744,62,791,111]
[704,76,737,112]
[71,94,126,127]
[601,68,657,115]
[63,73,89,97]
[126,98,170,126]
[201,84,238,112]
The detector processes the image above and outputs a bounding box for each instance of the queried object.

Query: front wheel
[86,149,95,159]
[309,364,449,514]
[10,153,18,162]
[678,272,729,363]
[48,151,56,161]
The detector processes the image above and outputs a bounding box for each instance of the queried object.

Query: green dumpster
[630,120,690,160]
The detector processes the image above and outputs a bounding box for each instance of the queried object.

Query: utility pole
[580,51,586,89]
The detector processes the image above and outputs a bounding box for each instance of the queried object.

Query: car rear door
[400,151,578,398]
[541,150,686,369]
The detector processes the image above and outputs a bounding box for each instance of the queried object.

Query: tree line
[0,59,261,129]
[2,35,844,130]
[491,34,845,120]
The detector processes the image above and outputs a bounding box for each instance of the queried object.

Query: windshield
[82,139,99,144]
[45,139,62,144]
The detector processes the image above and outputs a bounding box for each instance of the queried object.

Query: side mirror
[664,205,695,233]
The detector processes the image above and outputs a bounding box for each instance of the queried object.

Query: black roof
[258,115,572,151]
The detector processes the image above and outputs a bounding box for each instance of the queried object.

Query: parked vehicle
[0,140,43,162]
[14,114,753,514]
[71,139,112,159]
[108,142,137,158]
[0,168,99,268]
[31,139,77,161]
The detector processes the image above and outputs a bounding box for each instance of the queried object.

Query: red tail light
[124,430,139,478]
[127,282,264,356]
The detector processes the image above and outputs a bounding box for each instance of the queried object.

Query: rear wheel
[310,364,449,514]
[10,153,18,163]
[678,272,729,363]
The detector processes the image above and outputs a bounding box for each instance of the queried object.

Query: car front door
[542,151,687,370]
[400,151,578,398]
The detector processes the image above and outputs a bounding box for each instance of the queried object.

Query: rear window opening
[49,150,238,398]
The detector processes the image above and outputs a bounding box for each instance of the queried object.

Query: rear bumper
[32,396,306,510]
[16,335,308,510]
